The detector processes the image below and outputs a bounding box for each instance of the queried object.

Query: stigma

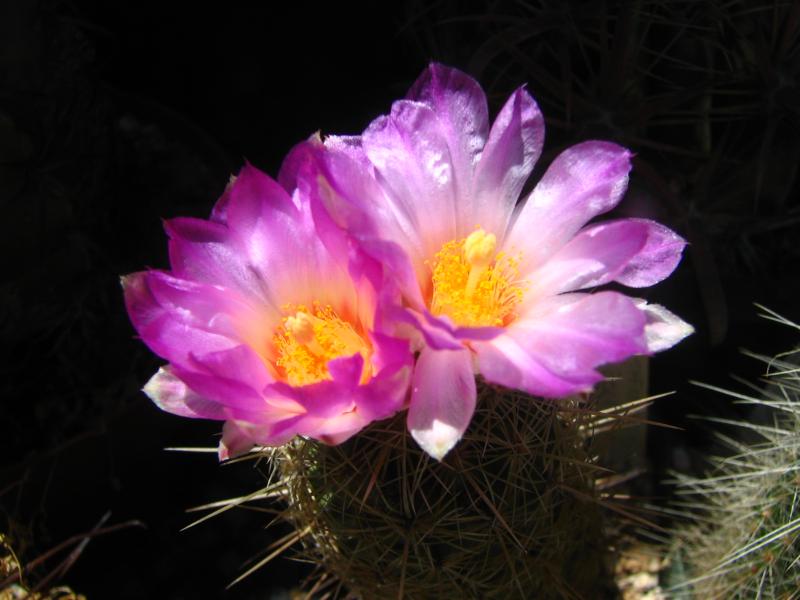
[429,228,525,327]
[273,304,371,386]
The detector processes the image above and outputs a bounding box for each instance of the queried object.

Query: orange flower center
[273,304,371,386]
[429,228,525,327]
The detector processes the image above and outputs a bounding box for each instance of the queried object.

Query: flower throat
[273,304,370,386]
[429,228,525,328]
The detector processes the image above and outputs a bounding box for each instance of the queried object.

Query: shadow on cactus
[666,306,800,598]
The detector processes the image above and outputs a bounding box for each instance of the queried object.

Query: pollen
[273,304,371,386]
[429,228,525,327]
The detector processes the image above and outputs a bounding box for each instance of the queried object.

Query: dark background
[2,1,798,598]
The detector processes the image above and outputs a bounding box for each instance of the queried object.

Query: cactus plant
[667,306,800,598]
[274,383,609,599]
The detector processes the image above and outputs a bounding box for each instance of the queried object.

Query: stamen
[285,311,324,355]
[273,304,372,386]
[429,228,525,328]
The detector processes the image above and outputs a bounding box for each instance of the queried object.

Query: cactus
[234,379,663,600]
[667,307,800,598]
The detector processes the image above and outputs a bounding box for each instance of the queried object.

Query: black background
[2,1,798,598]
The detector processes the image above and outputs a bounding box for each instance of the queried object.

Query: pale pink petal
[406,63,489,231]
[526,220,650,300]
[408,347,476,460]
[615,219,687,287]
[477,292,648,397]
[143,367,227,420]
[473,87,544,238]
[386,306,463,351]
[406,63,489,172]
[311,143,427,308]
[633,299,694,352]
[363,100,460,256]
[505,141,632,272]
[166,217,270,304]
[475,335,590,397]
[219,420,257,460]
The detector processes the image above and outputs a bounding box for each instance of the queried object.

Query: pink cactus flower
[310,64,693,460]
[123,160,412,460]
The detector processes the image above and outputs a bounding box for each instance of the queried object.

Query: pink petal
[473,87,545,238]
[363,99,460,256]
[526,219,650,300]
[355,360,412,422]
[277,136,316,193]
[475,335,590,397]
[326,353,365,387]
[615,219,687,287]
[170,363,273,419]
[122,271,240,368]
[408,347,476,460]
[406,63,489,229]
[210,175,236,224]
[476,292,648,397]
[506,141,632,272]
[385,306,463,351]
[407,65,489,161]
[166,217,275,309]
[188,344,273,391]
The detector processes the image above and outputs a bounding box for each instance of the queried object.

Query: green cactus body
[274,383,613,599]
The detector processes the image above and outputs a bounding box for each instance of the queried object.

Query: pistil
[463,229,497,298]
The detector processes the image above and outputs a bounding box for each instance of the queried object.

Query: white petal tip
[636,301,694,352]
[411,420,461,461]
[143,367,180,408]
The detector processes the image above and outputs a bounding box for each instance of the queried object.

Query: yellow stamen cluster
[273,304,371,386]
[429,228,525,327]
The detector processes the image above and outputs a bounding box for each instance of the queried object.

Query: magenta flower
[123,161,412,460]
[311,64,693,459]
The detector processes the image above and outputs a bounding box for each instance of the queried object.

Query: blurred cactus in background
[666,307,800,598]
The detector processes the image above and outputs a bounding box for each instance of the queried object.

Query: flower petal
[219,420,257,461]
[406,63,489,230]
[506,141,632,272]
[633,299,694,352]
[363,99,460,255]
[615,219,687,287]
[475,335,589,397]
[477,292,648,397]
[473,87,544,238]
[386,306,463,351]
[526,219,650,300]
[355,360,412,422]
[408,347,476,460]
[166,217,276,309]
[143,367,227,420]
[122,271,241,367]
[407,64,489,168]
